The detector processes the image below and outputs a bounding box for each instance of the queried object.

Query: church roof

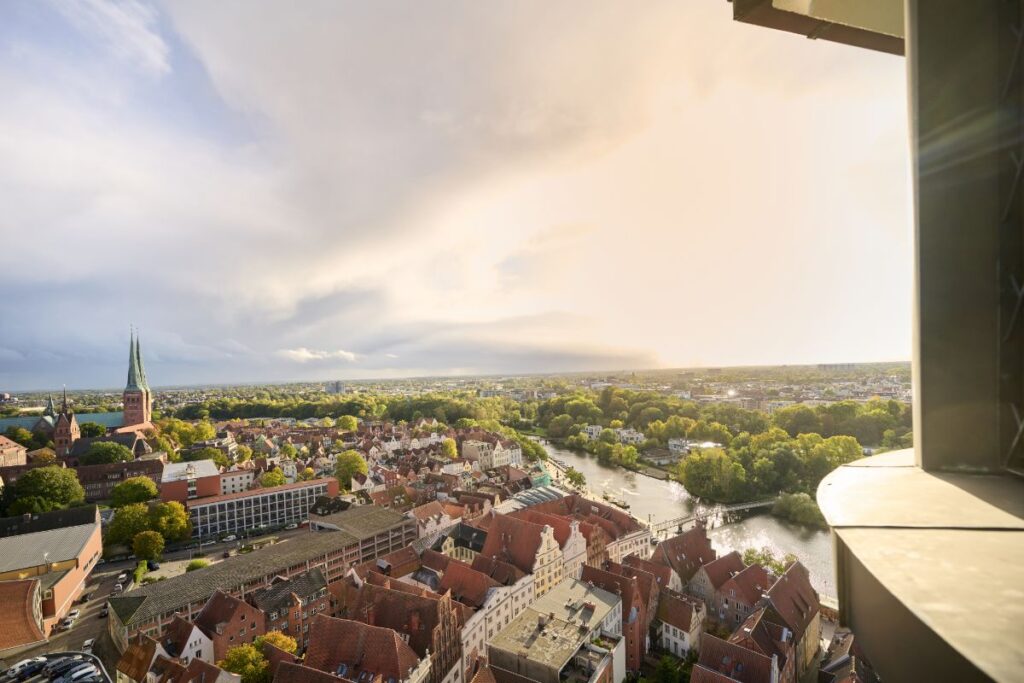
[126,332,150,392]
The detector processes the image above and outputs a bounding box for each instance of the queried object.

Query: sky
[0,1,912,391]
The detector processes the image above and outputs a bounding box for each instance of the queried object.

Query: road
[9,526,311,663]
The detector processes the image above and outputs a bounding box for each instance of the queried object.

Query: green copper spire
[126,329,149,392]
[44,394,55,417]
[135,333,150,391]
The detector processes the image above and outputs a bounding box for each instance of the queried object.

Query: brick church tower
[123,331,152,427]
[53,388,80,458]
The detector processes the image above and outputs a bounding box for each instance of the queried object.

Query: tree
[742,546,799,574]
[564,467,586,489]
[186,559,210,572]
[80,441,134,465]
[107,503,151,545]
[79,422,106,438]
[30,448,57,464]
[546,414,575,438]
[772,404,823,438]
[261,470,286,487]
[771,493,826,528]
[111,476,158,507]
[336,415,358,431]
[235,445,253,462]
[133,530,165,561]
[441,437,458,459]
[599,428,618,444]
[255,631,297,654]
[10,466,84,513]
[298,467,316,481]
[149,501,192,542]
[4,426,34,447]
[334,449,368,490]
[220,644,269,683]
[279,442,298,459]
[678,448,748,502]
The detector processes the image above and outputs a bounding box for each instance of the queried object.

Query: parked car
[99,607,108,618]
[67,609,81,620]
[60,617,75,630]
[222,550,231,558]
[112,583,123,593]
[81,638,95,654]
[45,657,83,678]
[15,659,46,680]
[284,523,298,530]
[116,572,128,583]
[223,535,237,542]
[3,657,44,680]
[78,592,91,603]
[56,663,98,683]
[146,560,160,571]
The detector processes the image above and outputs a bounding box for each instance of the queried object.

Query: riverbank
[539,440,836,596]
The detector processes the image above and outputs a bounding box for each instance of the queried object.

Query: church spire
[62,385,69,414]
[126,327,149,392]
[44,394,55,417]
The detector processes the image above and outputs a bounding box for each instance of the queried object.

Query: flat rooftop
[489,578,619,671]
[0,522,98,573]
[110,505,409,627]
[161,460,220,483]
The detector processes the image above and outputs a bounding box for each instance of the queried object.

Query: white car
[223,535,237,542]
[284,523,298,530]
[67,609,81,619]
[4,657,45,677]
[61,617,75,629]
[112,583,123,593]
[81,638,95,653]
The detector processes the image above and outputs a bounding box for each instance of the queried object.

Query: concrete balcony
[817,450,1024,681]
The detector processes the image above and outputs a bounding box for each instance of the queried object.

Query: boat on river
[601,488,631,510]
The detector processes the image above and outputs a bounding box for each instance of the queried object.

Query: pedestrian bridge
[648,498,777,539]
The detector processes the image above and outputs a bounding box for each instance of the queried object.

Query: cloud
[48,0,170,75]
[277,348,359,364]
[0,1,911,389]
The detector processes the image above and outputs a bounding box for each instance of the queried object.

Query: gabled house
[761,562,821,678]
[656,588,706,658]
[193,591,266,662]
[651,524,717,585]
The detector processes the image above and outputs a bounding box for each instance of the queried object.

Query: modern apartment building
[187,478,338,539]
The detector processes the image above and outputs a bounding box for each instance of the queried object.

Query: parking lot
[1,653,110,683]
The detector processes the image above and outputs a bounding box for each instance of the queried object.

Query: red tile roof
[304,614,422,680]
[471,555,526,585]
[697,634,774,683]
[0,579,44,652]
[623,554,673,588]
[656,587,702,631]
[702,551,745,590]
[651,525,718,582]
[117,634,161,682]
[438,560,500,609]
[690,666,743,683]
[728,607,792,676]
[276,662,354,683]
[194,590,263,636]
[478,513,544,574]
[764,561,820,641]
[723,563,771,606]
[410,500,448,521]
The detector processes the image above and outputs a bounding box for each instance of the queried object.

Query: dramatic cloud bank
[0,1,911,389]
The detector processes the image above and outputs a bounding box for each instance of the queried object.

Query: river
[540,442,836,597]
